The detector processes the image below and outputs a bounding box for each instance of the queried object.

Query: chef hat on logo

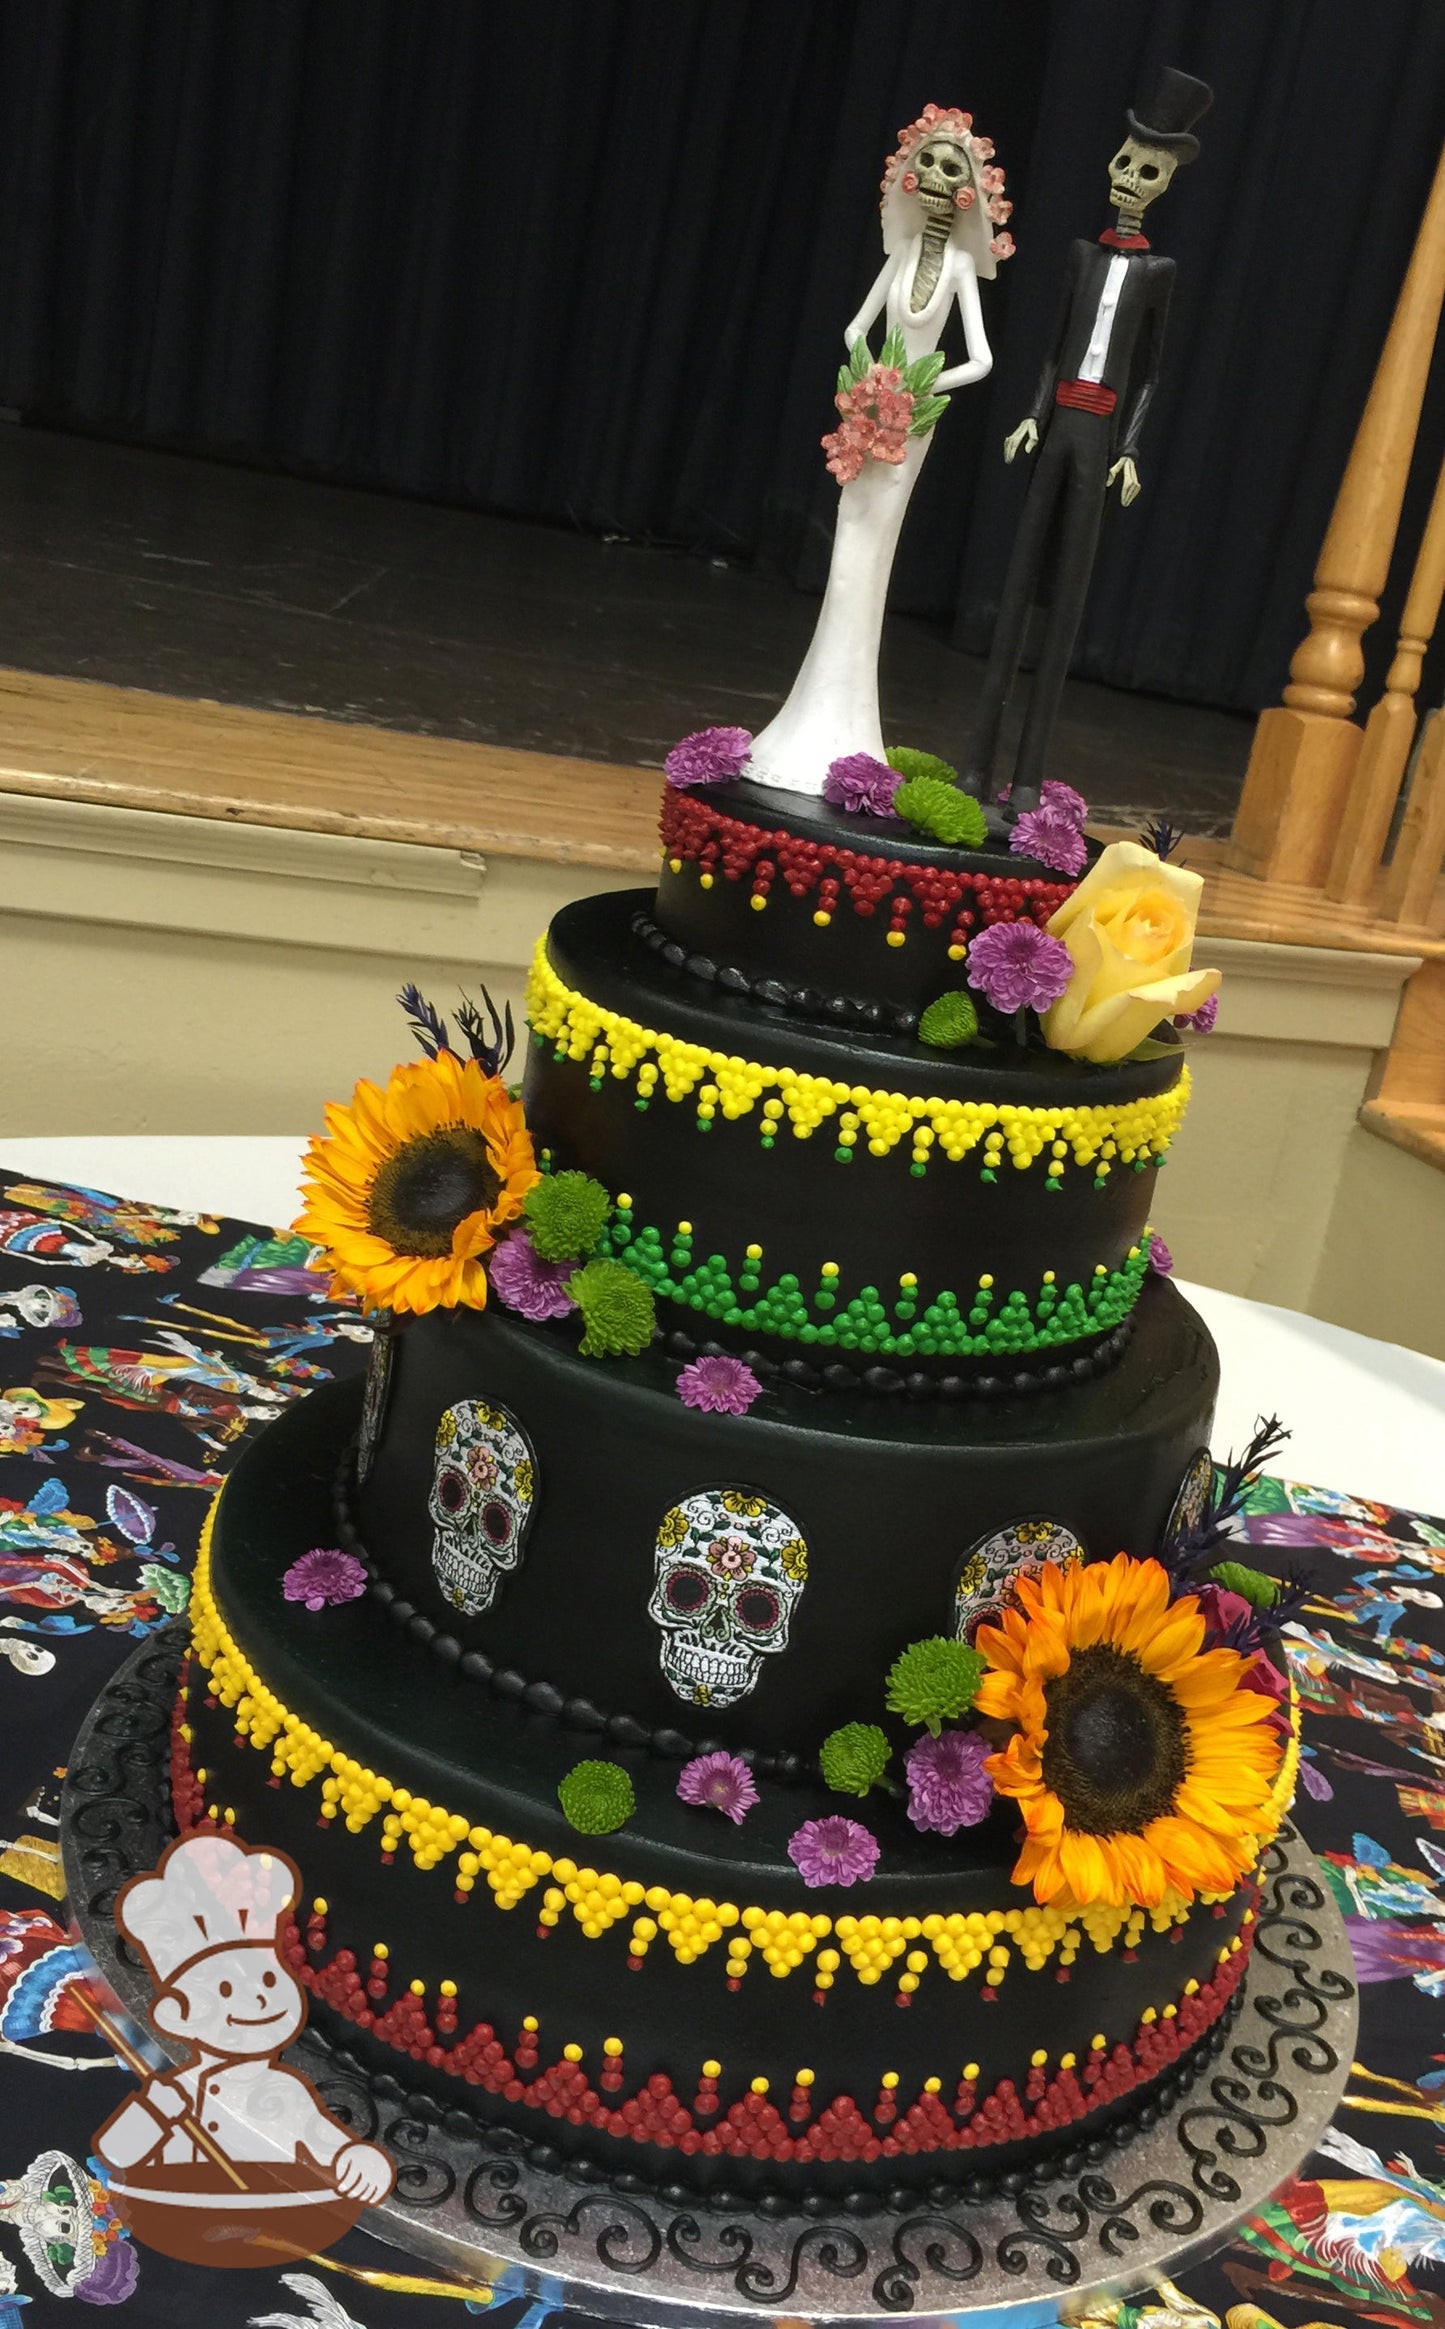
[119,1833,297,1986]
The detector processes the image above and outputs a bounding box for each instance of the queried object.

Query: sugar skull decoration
[952,1516,1083,1644]
[355,1325,394,1486]
[1163,1447,1214,1548]
[648,1488,808,1708]
[428,1399,536,1617]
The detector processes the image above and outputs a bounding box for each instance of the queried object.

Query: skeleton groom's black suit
[963,236,1173,808]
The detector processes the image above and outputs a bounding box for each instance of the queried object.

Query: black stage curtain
[0,0,1442,714]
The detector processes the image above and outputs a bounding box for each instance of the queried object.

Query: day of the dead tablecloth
[0,1171,1444,2329]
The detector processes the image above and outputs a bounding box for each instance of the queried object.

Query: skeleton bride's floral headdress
[880,104,1015,275]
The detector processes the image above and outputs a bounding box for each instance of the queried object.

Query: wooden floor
[0,421,1256,835]
[0,665,661,873]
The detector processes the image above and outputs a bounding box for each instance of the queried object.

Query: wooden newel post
[1231,137,1445,888]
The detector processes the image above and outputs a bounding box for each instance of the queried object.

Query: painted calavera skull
[1162,1447,1214,1550]
[952,1517,1083,1644]
[428,1399,536,1617]
[648,1488,808,1708]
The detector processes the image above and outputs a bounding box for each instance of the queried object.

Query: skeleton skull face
[952,1517,1084,1644]
[648,1489,807,1708]
[428,1399,536,1617]
[1107,137,1179,215]
[913,135,974,217]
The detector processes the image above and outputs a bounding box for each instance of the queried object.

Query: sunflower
[295,1052,539,1315]
[974,1552,1284,1910]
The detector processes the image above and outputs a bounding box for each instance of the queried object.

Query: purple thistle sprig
[1158,1415,1291,1590]
[787,1815,880,1889]
[676,1752,759,1825]
[664,725,752,790]
[1139,815,1185,861]
[823,752,901,818]
[676,1354,762,1415]
[282,1546,367,1612]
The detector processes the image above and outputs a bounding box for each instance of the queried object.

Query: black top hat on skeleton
[1126,67,1212,164]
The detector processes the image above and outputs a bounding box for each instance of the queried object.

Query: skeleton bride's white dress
[746,110,1012,799]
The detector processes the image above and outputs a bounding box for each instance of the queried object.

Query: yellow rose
[1040,840,1221,1064]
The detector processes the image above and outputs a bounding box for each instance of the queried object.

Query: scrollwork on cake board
[62,1634,1357,2323]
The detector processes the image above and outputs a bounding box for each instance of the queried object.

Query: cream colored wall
[1311,1124,1445,1359]
[2,795,1440,1353]
[0,792,640,1135]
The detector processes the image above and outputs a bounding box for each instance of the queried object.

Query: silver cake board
[62,1629,1357,2324]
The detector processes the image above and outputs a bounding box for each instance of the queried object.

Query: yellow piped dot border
[526,940,1190,1171]
[190,1494,1295,1990]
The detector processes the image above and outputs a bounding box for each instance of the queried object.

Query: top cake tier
[655,778,1081,1034]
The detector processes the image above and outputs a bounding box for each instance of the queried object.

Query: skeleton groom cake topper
[960,66,1212,814]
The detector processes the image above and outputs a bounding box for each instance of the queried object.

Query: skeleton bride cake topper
[745,105,1012,798]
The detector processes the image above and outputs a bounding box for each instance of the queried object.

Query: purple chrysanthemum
[676,1353,762,1415]
[965,919,1074,1016]
[664,725,752,790]
[1041,778,1089,824]
[999,778,1088,823]
[282,1546,367,1612]
[489,1229,578,1322]
[822,752,901,817]
[787,1814,880,1889]
[1149,1233,1174,1276]
[676,1751,759,1825]
[1010,805,1088,876]
[1175,993,1219,1034]
[904,1727,994,1835]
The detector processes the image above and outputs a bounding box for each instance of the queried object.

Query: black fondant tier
[655,778,1085,1026]
[187,1376,1258,2204]
[523,891,1188,1380]
[351,1278,1217,1756]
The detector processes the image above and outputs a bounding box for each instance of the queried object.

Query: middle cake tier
[524,890,1190,1389]
[351,1276,1218,1758]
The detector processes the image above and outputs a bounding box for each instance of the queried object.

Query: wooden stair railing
[1229,136,1445,917]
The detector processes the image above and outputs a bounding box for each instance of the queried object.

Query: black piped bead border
[630,906,921,1038]
[655,1317,1135,1401]
[332,1444,817,1782]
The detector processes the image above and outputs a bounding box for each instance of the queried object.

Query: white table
[3,1136,1443,1519]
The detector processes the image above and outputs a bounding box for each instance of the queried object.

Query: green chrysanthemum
[918,991,980,1049]
[819,1722,892,1797]
[1208,1560,1281,1609]
[887,746,959,788]
[893,775,987,849]
[557,1759,636,1835]
[885,1638,986,1736]
[524,1170,612,1261]
[568,1256,657,1357]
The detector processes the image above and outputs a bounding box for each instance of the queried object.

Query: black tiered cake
[181,760,1293,2210]
[180,93,1291,2214]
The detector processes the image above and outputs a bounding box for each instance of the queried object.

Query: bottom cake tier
[180,1378,1296,2206]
